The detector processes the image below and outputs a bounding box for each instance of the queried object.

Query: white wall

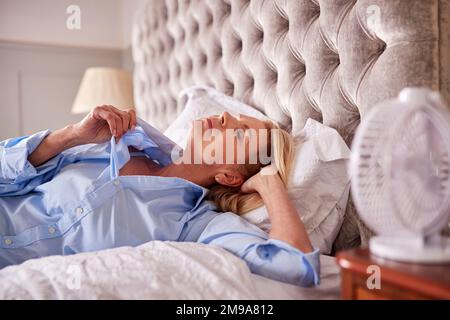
[0,42,124,139]
[0,0,146,49]
[121,0,148,48]
[0,0,148,139]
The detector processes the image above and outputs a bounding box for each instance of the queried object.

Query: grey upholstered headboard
[132,0,450,251]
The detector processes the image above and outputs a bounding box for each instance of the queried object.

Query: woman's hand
[241,165,314,253]
[28,105,136,167]
[241,165,282,195]
[73,105,137,145]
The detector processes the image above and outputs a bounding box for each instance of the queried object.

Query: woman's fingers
[94,106,121,137]
[115,108,136,132]
[103,106,125,139]
[92,105,137,141]
[127,108,137,130]
[105,106,137,137]
[103,106,125,138]
[118,110,130,135]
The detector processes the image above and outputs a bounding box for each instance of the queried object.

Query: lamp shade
[72,67,134,114]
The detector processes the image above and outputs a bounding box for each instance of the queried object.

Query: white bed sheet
[250,255,341,299]
[0,241,340,300]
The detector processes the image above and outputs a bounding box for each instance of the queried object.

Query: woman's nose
[220,112,230,126]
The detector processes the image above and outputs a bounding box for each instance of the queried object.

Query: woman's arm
[27,125,80,167]
[198,167,319,287]
[28,105,136,166]
[196,210,320,287]
[241,168,313,253]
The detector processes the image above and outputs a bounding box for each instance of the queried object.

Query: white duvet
[0,241,340,300]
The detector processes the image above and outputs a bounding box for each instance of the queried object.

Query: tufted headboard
[132,0,450,251]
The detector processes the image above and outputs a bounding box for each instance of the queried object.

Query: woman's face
[184,112,271,166]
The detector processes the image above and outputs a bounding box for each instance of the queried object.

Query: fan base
[369,236,450,264]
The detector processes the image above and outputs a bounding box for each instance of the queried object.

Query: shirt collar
[110,118,180,179]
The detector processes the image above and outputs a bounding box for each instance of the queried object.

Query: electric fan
[350,87,450,263]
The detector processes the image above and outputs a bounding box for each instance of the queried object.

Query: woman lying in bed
[0,105,319,287]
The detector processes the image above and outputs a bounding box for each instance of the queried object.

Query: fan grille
[351,99,450,236]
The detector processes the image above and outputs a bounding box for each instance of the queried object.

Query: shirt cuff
[254,239,321,286]
[1,130,51,181]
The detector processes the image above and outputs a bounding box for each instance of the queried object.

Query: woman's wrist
[58,124,84,148]
[28,124,82,167]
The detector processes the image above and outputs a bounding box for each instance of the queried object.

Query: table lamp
[72,67,134,114]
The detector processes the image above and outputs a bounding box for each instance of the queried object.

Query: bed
[1,0,449,299]
[129,0,450,297]
[132,0,450,251]
[0,241,340,299]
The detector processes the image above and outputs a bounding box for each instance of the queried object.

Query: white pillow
[165,86,351,254]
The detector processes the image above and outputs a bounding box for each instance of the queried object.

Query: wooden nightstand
[337,248,450,299]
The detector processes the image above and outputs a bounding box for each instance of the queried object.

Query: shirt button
[4,239,12,245]
[114,180,120,186]
[76,207,84,215]
[48,227,56,234]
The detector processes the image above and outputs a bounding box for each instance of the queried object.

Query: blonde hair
[207,121,295,215]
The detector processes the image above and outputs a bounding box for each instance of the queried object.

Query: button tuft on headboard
[200,53,207,66]
[205,10,213,26]
[225,79,235,96]
[224,1,231,16]
[192,20,199,35]
[186,58,193,72]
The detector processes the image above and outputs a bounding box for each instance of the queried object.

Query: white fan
[350,87,450,263]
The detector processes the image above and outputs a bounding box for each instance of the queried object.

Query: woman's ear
[214,171,244,187]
